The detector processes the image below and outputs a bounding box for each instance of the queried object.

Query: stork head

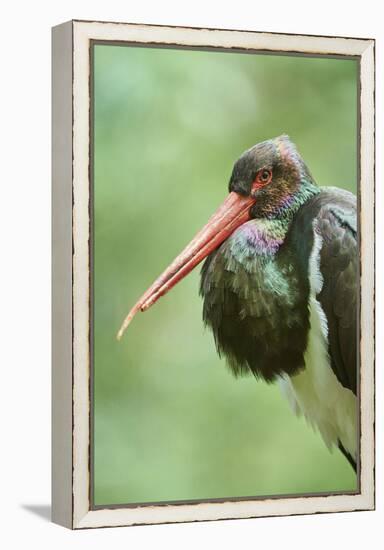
[229,135,316,220]
[117,135,318,339]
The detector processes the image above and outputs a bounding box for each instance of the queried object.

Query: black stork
[118,135,358,471]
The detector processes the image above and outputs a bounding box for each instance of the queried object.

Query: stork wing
[313,188,358,395]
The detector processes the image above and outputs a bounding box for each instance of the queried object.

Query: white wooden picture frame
[52,19,375,529]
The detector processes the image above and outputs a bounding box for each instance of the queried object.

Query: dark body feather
[302,187,357,395]
[200,187,357,395]
[200,219,311,382]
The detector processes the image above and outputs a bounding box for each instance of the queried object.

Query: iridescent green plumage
[200,136,320,380]
[200,136,357,390]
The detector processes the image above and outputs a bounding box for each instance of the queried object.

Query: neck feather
[267,179,320,221]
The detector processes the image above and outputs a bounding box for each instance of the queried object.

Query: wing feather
[314,189,358,395]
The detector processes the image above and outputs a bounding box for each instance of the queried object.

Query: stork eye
[252,169,272,190]
[251,169,272,194]
[260,169,271,182]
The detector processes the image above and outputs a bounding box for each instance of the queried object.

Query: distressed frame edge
[52,20,74,529]
[358,39,375,511]
[65,20,375,530]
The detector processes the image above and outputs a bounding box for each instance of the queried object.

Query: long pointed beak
[117,191,255,340]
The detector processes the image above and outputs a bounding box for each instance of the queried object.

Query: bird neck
[229,218,289,261]
[268,179,320,224]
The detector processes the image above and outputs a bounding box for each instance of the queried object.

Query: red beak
[117,191,255,340]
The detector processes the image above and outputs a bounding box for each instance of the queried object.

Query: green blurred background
[93,44,358,506]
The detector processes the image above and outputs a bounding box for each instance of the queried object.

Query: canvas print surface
[92,43,358,507]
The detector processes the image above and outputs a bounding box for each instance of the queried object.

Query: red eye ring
[252,168,272,192]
